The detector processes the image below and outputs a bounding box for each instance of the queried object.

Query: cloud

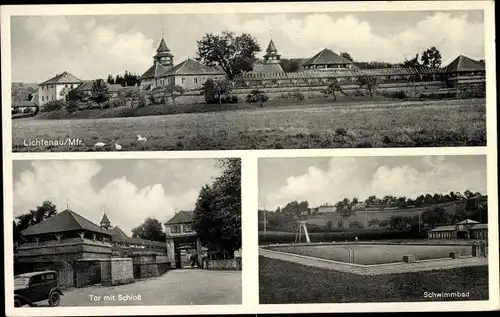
[262,156,486,210]
[13,160,215,235]
[217,12,484,63]
[14,11,484,82]
[24,16,71,47]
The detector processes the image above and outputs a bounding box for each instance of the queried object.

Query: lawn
[269,244,473,265]
[12,98,486,152]
[259,257,489,303]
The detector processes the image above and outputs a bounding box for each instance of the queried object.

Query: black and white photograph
[258,155,489,303]
[9,8,486,151]
[12,158,242,307]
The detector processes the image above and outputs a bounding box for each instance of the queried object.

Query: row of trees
[13,201,58,246]
[106,71,140,87]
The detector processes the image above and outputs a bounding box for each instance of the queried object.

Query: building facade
[164,211,203,269]
[139,37,225,91]
[38,72,83,107]
[428,219,488,240]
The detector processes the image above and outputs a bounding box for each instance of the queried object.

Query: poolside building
[428,219,487,240]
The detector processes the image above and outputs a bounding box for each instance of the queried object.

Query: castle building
[164,211,203,269]
[38,71,83,107]
[139,36,225,91]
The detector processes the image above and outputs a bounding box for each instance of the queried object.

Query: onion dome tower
[153,37,174,69]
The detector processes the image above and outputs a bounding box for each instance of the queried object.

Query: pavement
[260,248,489,275]
[39,269,241,306]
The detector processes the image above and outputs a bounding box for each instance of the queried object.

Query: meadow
[268,244,474,265]
[12,98,485,152]
[259,257,489,303]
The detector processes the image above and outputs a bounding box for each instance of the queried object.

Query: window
[181,78,186,84]
[42,96,45,101]
[31,274,45,285]
[45,273,56,280]
[183,224,193,232]
[194,78,198,84]
[170,225,181,233]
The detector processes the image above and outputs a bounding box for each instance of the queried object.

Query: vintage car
[14,270,64,307]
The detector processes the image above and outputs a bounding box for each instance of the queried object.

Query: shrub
[137,95,148,108]
[246,89,269,103]
[292,91,305,101]
[335,127,348,136]
[65,101,78,113]
[351,89,366,97]
[148,94,157,105]
[391,90,407,99]
[101,101,111,109]
[41,100,66,112]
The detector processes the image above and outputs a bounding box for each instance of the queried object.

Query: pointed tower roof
[157,37,170,52]
[100,213,111,225]
[266,39,277,53]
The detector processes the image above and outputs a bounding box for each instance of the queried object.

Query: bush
[109,98,125,108]
[335,127,348,136]
[391,90,407,99]
[137,95,148,108]
[292,91,305,101]
[246,90,269,103]
[221,95,239,104]
[352,90,366,97]
[41,100,66,112]
[65,101,78,113]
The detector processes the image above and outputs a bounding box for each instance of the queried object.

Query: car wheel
[14,299,22,307]
[48,292,61,306]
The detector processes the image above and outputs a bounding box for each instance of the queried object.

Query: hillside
[306,201,463,226]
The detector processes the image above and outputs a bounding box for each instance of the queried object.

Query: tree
[91,79,109,107]
[196,31,261,80]
[192,158,241,256]
[14,201,58,243]
[326,220,333,232]
[337,219,344,229]
[131,218,166,242]
[402,54,421,68]
[280,58,302,72]
[356,75,379,97]
[201,78,233,105]
[321,78,348,101]
[107,74,115,84]
[421,46,442,68]
[163,84,184,106]
[349,220,364,230]
[59,86,71,100]
[421,207,450,229]
[368,218,381,228]
[340,52,354,62]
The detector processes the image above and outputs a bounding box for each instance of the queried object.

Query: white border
[2,1,498,315]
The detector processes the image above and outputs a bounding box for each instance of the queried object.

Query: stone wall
[204,258,242,270]
[100,258,135,286]
[131,252,160,279]
[74,259,101,288]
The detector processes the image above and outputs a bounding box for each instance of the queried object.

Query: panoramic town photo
[10,9,486,152]
[258,155,488,303]
[12,158,242,307]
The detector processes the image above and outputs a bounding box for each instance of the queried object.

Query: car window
[31,274,45,285]
[45,273,55,280]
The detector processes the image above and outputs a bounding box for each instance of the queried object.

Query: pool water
[269,244,473,265]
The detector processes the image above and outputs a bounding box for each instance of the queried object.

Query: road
[51,269,240,306]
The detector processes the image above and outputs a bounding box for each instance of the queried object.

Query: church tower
[153,37,174,69]
[100,213,111,230]
[264,39,281,64]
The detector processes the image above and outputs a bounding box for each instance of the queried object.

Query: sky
[11,10,484,83]
[12,159,224,235]
[258,155,487,210]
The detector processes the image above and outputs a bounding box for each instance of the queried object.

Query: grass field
[269,244,473,265]
[12,98,485,152]
[259,257,489,303]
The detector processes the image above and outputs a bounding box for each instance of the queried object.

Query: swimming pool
[268,243,473,265]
